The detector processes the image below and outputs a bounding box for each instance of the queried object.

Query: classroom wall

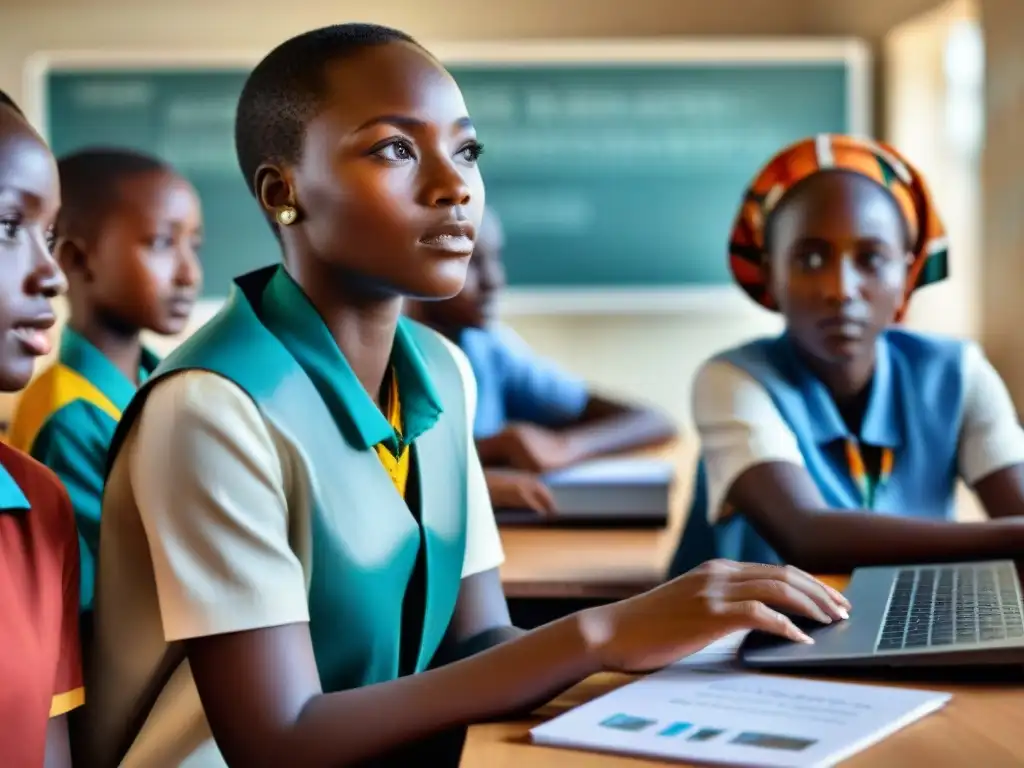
[979,0,1024,409]
[886,0,981,342]
[0,0,965,429]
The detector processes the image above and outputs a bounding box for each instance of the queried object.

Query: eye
[147,234,175,250]
[373,139,415,163]
[0,217,22,243]
[458,141,485,164]
[800,251,825,271]
[859,248,890,270]
[46,227,57,253]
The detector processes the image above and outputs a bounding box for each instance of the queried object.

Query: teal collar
[0,461,30,512]
[257,266,443,453]
[59,326,161,412]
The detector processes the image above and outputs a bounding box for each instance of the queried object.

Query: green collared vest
[104,266,469,689]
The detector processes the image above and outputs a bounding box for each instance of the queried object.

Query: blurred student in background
[409,206,677,513]
[670,135,1024,577]
[0,88,83,768]
[8,148,203,612]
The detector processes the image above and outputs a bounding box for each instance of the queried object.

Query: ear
[54,237,93,283]
[255,163,297,217]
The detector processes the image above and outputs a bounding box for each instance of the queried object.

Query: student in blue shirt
[8,148,202,611]
[409,206,677,512]
[670,135,1024,576]
[82,25,846,768]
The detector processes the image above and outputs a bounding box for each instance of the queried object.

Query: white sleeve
[958,342,1024,485]
[692,360,805,523]
[127,372,309,642]
[438,336,505,577]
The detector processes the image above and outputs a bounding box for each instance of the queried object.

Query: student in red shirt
[0,88,82,767]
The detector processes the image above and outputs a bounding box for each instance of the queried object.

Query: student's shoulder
[457,323,532,364]
[401,318,476,392]
[883,327,967,352]
[137,369,265,431]
[11,362,120,450]
[882,328,973,370]
[695,335,783,389]
[35,398,113,442]
[0,443,73,534]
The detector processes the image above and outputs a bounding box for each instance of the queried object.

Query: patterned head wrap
[729,134,948,321]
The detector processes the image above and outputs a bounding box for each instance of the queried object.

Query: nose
[28,235,67,299]
[420,154,472,209]
[823,253,862,305]
[174,244,202,290]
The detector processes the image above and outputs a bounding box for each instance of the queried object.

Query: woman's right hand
[578,559,852,673]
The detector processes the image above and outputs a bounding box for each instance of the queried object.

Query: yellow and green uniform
[8,328,160,610]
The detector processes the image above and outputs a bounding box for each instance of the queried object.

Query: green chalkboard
[45,56,857,296]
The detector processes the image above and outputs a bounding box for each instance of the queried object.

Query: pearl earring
[276,206,297,226]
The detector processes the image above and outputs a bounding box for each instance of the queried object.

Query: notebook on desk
[494,457,673,527]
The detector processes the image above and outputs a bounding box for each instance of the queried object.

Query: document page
[531,667,950,767]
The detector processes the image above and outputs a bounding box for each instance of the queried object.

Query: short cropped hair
[234,23,418,199]
[56,148,171,241]
[0,88,25,117]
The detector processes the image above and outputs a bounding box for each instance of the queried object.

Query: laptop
[741,560,1024,669]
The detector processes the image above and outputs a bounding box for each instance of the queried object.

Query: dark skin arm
[44,715,72,768]
[565,395,679,459]
[431,568,525,668]
[186,581,594,768]
[973,463,1024,519]
[186,559,849,768]
[477,395,677,473]
[730,462,1024,574]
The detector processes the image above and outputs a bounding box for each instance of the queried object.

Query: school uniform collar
[258,265,443,453]
[777,331,903,449]
[59,326,161,412]
[0,462,30,513]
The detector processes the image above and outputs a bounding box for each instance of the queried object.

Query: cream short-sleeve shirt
[85,337,504,767]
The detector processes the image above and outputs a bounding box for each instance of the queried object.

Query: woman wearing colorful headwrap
[670,134,1024,576]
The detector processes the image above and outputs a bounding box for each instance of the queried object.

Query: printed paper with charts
[530,664,950,767]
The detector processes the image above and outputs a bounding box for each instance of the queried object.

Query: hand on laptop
[479,423,577,473]
[485,468,557,516]
[577,560,852,673]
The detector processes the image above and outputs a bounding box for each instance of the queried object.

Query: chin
[164,320,190,337]
[152,315,190,338]
[0,360,36,394]
[818,338,868,364]
[403,266,470,301]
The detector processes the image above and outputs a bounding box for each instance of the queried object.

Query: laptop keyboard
[876,562,1024,652]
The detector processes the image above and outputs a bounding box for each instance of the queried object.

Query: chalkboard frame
[24,38,870,317]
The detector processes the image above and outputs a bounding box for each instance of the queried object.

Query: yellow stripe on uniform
[49,686,85,718]
[373,369,410,497]
[7,364,123,453]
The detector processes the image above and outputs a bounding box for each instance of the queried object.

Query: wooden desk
[499,440,697,600]
[497,441,987,601]
[465,575,1024,766]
